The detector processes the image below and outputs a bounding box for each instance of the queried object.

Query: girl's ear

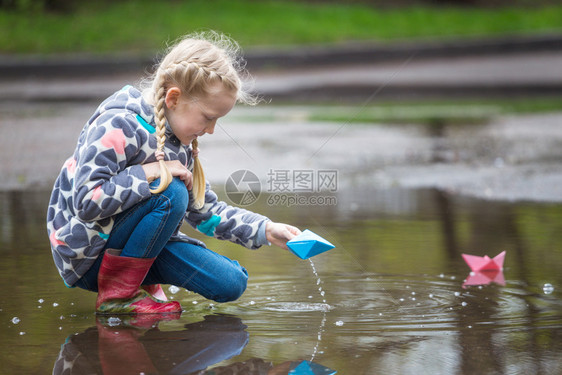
[165,87,182,109]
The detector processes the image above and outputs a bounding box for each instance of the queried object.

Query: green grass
[232,97,562,126]
[309,97,562,125]
[1,0,561,54]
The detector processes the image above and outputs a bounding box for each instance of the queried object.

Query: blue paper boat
[289,360,337,374]
[286,230,335,260]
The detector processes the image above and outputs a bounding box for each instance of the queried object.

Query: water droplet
[429,294,434,298]
[335,320,344,326]
[107,317,121,327]
[168,285,180,294]
[439,273,445,278]
[192,301,198,304]
[249,300,256,305]
[461,302,467,307]
[38,299,44,304]
[543,283,554,295]
[454,292,461,297]
[52,302,59,307]
[11,317,20,324]
[399,298,404,302]
[411,292,416,295]
[468,325,472,329]
[19,332,25,336]
[59,315,65,320]
[308,295,313,299]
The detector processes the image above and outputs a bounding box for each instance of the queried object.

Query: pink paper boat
[462,269,506,289]
[461,251,506,272]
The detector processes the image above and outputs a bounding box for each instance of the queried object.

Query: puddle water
[0,187,560,374]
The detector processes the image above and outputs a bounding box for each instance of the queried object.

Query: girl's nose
[206,122,216,135]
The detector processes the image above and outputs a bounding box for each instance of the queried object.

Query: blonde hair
[142,31,255,209]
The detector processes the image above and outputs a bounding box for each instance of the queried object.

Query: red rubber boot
[95,249,182,314]
[142,284,169,301]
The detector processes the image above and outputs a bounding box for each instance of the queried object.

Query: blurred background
[0,1,561,374]
[1,0,562,191]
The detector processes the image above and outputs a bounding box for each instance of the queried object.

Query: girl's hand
[142,160,193,190]
[265,222,302,250]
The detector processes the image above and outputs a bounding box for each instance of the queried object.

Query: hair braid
[190,138,205,209]
[162,60,222,209]
[149,73,173,194]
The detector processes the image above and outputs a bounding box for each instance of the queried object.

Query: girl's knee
[213,265,248,303]
[161,177,189,213]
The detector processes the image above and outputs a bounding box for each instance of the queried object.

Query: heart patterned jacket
[46,86,269,287]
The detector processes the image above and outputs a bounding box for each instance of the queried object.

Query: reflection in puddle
[463,270,506,288]
[54,314,335,375]
[1,188,560,374]
[54,315,249,374]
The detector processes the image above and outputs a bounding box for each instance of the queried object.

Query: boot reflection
[206,358,337,374]
[53,314,249,375]
[97,316,161,375]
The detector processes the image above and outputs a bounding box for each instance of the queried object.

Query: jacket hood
[100,85,180,144]
[96,85,155,125]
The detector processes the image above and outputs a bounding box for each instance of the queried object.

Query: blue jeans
[74,178,248,303]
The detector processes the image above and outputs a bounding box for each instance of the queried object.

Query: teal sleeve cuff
[256,220,271,247]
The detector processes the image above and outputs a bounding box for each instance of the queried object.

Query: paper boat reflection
[462,269,506,289]
[289,360,337,374]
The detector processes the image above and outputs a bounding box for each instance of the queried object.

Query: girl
[46,31,301,314]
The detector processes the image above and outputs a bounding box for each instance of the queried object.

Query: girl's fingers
[165,161,193,189]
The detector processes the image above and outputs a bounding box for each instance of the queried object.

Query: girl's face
[165,83,237,146]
